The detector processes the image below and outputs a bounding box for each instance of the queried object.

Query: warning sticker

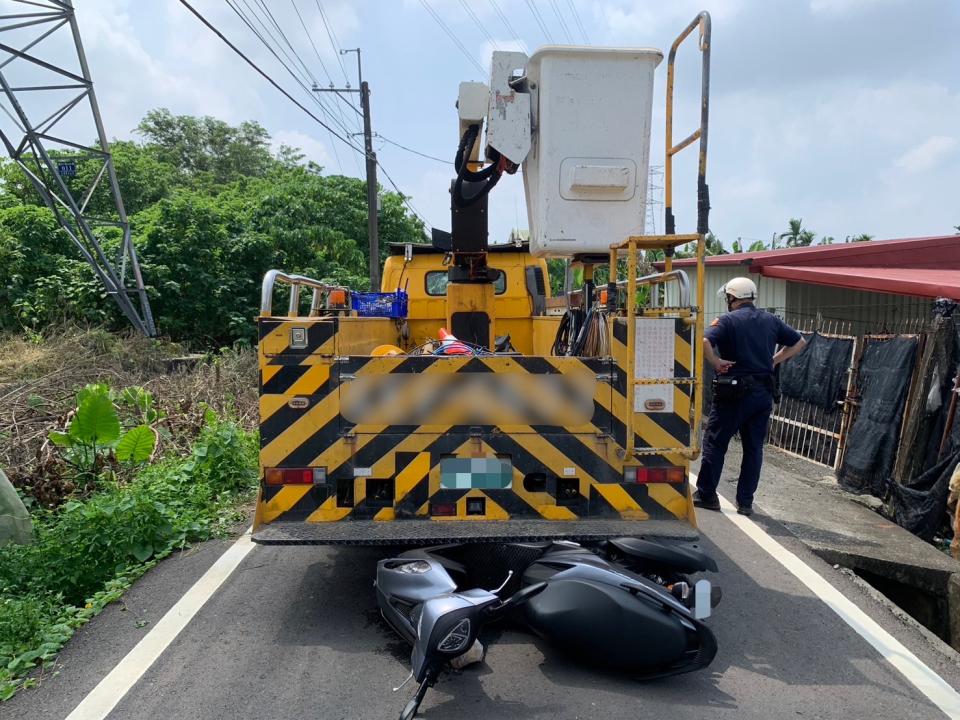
[633,318,674,413]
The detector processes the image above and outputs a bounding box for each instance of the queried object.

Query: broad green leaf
[48,430,71,447]
[69,393,120,446]
[115,425,156,463]
[76,383,110,406]
[131,542,153,562]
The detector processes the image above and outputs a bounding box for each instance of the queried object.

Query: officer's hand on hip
[713,358,735,374]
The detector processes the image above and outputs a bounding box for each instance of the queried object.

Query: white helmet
[718,276,757,300]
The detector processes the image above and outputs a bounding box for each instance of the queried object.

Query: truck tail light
[625,466,685,484]
[431,502,457,517]
[265,467,325,485]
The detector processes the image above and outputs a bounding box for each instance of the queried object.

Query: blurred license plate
[440,458,512,489]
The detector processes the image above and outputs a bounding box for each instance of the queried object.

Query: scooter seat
[606,537,718,573]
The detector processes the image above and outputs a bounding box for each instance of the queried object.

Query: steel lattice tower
[0,0,155,335]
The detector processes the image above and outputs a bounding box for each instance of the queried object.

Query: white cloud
[809,0,900,15]
[272,129,332,167]
[595,0,744,42]
[479,38,529,74]
[894,136,958,174]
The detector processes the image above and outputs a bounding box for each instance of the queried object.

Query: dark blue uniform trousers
[696,386,774,508]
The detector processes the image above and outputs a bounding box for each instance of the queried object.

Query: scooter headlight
[437,618,471,653]
[393,560,432,574]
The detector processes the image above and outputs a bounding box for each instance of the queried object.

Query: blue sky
[5,0,959,248]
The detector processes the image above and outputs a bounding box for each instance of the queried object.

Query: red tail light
[265,468,324,485]
[626,466,685,484]
[431,502,457,516]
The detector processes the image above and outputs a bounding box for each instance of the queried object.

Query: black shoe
[693,491,721,511]
[737,504,753,517]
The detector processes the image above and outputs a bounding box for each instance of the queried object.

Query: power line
[459,0,497,51]
[289,0,346,173]
[488,0,529,54]
[180,0,363,153]
[377,158,431,231]
[524,0,553,42]
[290,0,331,81]
[379,135,451,165]
[253,0,317,83]
[315,0,350,84]
[225,0,358,142]
[419,0,485,76]
[565,0,590,43]
[236,0,315,88]
[311,0,365,169]
[185,1,429,232]
[548,0,574,43]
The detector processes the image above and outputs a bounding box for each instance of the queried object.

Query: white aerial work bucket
[522,46,663,256]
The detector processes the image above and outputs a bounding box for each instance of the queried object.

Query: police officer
[693,277,806,516]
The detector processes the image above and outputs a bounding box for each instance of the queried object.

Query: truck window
[425,269,507,296]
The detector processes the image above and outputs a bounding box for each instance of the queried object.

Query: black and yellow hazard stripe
[256,317,695,531]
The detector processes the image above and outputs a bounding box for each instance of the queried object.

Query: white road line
[698,480,960,719]
[64,529,257,720]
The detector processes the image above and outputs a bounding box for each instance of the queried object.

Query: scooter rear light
[431,502,457,516]
[633,466,685,484]
[264,467,317,485]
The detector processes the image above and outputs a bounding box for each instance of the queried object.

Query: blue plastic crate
[351,290,408,318]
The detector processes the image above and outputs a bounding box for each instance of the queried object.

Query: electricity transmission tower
[646,165,664,235]
[0,0,155,336]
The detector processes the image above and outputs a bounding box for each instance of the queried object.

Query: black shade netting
[779,332,853,409]
[887,449,960,541]
[837,336,918,496]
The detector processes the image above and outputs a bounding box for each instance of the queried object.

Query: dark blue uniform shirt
[705,302,802,377]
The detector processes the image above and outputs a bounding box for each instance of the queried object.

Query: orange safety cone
[436,327,472,355]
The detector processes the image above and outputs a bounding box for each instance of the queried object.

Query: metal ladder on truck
[607,11,711,466]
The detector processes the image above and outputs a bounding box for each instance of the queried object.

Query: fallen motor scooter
[376,537,719,718]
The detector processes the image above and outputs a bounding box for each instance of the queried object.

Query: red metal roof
[655,235,960,299]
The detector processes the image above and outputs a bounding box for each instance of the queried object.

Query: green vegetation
[0,108,426,347]
[0,394,257,700]
[0,327,260,701]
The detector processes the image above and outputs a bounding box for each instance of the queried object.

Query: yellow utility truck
[252,13,712,546]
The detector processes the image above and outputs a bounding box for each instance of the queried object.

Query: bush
[0,411,258,699]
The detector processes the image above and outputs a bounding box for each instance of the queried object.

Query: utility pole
[314,48,380,292]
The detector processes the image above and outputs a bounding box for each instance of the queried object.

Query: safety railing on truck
[260,269,344,317]
[607,11,710,461]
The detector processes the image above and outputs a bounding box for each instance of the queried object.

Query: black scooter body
[521,543,717,676]
[383,538,718,679]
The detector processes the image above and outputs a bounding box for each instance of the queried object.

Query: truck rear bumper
[252,518,698,546]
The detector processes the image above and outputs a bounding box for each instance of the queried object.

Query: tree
[136,109,275,186]
[704,232,727,256]
[779,218,816,247]
[748,239,767,252]
[0,109,428,346]
[847,233,873,243]
[818,236,835,245]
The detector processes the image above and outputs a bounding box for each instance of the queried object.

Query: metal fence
[766,318,857,468]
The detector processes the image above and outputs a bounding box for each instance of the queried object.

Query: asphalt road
[7,492,960,720]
